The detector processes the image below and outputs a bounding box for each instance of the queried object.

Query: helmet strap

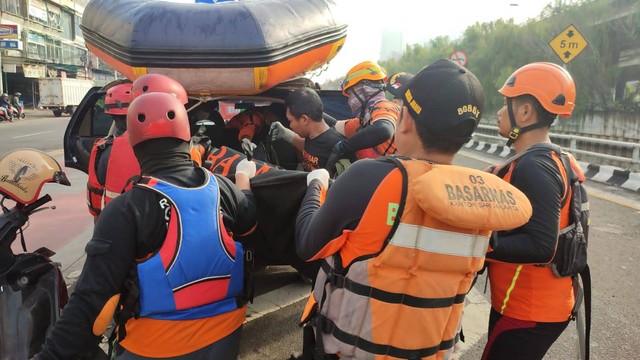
[505,97,550,147]
[506,98,520,147]
[357,88,383,121]
[352,89,368,119]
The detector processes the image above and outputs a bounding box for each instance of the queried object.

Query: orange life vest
[103,133,141,206]
[343,99,399,159]
[302,158,532,359]
[486,146,584,322]
[86,137,110,218]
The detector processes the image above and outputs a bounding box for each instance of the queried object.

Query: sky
[164,0,556,83]
[314,0,556,82]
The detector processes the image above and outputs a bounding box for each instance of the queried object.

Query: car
[63,76,351,279]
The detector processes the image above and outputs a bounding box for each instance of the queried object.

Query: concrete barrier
[464,140,640,192]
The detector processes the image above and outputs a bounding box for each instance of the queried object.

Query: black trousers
[481,308,570,360]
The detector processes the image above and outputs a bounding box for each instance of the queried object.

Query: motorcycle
[13,104,26,119]
[0,105,24,122]
[0,149,71,359]
[0,106,14,122]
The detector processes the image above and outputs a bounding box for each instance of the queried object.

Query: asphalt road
[2,112,639,359]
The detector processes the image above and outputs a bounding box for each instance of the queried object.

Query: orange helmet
[130,74,189,104]
[341,61,388,96]
[499,62,576,118]
[104,83,132,115]
[127,93,191,147]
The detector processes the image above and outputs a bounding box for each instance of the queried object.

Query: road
[1,112,639,359]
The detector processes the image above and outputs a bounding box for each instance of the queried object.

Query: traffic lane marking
[47,148,64,156]
[12,130,53,138]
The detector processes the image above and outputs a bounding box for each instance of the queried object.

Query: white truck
[38,78,94,117]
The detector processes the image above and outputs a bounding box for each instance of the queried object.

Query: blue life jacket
[135,171,244,320]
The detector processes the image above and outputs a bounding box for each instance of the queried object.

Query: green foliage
[373,0,640,115]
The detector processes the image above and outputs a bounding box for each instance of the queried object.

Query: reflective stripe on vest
[135,170,243,321]
[104,133,140,205]
[311,158,489,360]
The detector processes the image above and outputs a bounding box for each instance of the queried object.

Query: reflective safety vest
[87,137,110,218]
[104,133,140,205]
[86,134,140,218]
[486,145,582,322]
[302,158,532,360]
[135,170,244,320]
[344,99,399,159]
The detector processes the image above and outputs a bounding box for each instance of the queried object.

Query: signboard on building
[2,64,17,73]
[0,24,19,39]
[0,40,23,50]
[23,63,47,78]
[29,1,49,24]
[549,25,588,64]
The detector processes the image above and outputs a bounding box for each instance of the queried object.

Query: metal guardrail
[474,124,640,170]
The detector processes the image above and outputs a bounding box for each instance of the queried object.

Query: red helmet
[104,83,132,115]
[130,74,188,104]
[127,93,191,147]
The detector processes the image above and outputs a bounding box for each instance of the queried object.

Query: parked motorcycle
[0,149,71,359]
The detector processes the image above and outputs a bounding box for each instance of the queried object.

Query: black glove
[325,141,351,177]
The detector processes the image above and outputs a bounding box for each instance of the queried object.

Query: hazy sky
[164,0,556,82]
[316,0,556,82]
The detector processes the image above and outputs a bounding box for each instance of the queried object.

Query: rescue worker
[481,62,583,360]
[129,73,211,166]
[295,59,533,360]
[33,92,258,360]
[386,71,414,107]
[270,87,352,171]
[324,61,400,176]
[225,103,286,160]
[86,83,138,219]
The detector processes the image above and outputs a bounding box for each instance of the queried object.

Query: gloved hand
[236,159,257,179]
[324,141,350,177]
[307,169,330,188]
[241,137,257,159]
[269,121,296,143]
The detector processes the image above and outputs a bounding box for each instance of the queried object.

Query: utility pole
[0,50,4,94]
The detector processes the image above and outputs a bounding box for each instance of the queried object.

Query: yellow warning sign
[549,25,588,64]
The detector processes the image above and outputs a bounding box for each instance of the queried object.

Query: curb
[464,140,640,192]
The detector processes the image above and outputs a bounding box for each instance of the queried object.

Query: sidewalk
[23,108,67,118]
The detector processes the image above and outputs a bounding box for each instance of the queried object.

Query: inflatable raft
[81,0,348,95]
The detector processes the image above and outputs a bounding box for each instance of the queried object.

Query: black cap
[403,59,484,141]
[386,72,414,99]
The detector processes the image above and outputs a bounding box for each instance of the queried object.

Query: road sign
[450,50,467,67]
[549,25,588,64]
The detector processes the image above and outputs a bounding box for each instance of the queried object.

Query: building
[0,0,117,107]
[380,29,403,61]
